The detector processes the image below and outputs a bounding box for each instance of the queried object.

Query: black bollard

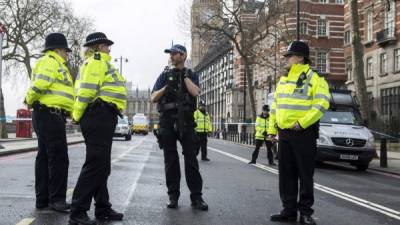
[380,138,388,168]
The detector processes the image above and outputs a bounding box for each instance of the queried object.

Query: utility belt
[278,122,319,140]
[158,102,178,112]
[32,101,69,121]
[87,98,123,118]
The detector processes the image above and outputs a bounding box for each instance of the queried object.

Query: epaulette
[94,52,101,60]
[162,66,171,74]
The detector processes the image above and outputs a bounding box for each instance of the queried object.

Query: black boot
[191,198,208,211]
[167,198,179,209]
[300,215,316,225]
[248,161,256,164]
[69,212,96,225]
[95,208,124,221]
[49,201,71,213]
[270,211,297,222]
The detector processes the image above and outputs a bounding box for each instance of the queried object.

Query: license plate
[340,154,358,160]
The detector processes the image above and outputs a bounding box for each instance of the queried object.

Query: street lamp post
[0,23,7,139]
[114,56,129,76]
[0,23,5,90]
[297,0,301,41]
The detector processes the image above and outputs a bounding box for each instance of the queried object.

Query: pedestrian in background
[249,104,275,166]
[194,100,212,161]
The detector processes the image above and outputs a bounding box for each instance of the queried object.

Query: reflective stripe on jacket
[26,51,74,112]
[194,110,212,133]
[73,52,127,122]
[268,63,330,135]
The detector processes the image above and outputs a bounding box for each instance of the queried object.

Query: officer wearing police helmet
[269,41,330,225]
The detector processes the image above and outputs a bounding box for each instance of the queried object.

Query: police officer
[69,32,127,225]
[25,33,74,212]
[151,44,208,211]
[269,41,330,225]
[194,100,212,161]
[249,104,275,165]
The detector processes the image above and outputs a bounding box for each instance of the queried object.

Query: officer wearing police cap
[69,32,126,225]
[25,32,74,213]
[269,41,330,225]
[151,44,208,211]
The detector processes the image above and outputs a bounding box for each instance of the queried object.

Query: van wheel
[125,135,132,141]
[355,163,369,171]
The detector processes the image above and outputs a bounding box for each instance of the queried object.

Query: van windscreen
[320,111,363,125]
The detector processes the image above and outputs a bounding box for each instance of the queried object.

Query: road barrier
[211,131,256,146]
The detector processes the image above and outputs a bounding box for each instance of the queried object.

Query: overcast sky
[3,0,192,115]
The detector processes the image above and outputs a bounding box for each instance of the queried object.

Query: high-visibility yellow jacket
[25,51,75,112]
[72,52,127,122]
[268,63,330,135]
[194,110,212,133]
[255,115,269,140]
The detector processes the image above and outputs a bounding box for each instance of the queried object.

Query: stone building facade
[124,82,158,127]
[344,0,400,135]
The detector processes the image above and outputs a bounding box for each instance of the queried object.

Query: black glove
[263,131,268,136]
[165,84,175,96]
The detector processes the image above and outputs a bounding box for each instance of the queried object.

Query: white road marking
[209,147,400,221]
[15,218,35,225]
[112,136,152,212]
[111,137,146,163]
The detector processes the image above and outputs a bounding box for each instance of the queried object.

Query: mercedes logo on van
[345,138,354,147]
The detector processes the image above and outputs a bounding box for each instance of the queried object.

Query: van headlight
[317,135,332,146]
[366,136,375,148]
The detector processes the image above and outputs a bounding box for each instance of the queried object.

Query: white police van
[267,90,375,171]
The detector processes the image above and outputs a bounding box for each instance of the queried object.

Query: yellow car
[132,114,149,135]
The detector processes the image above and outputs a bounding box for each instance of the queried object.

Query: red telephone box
[16,109,32,138]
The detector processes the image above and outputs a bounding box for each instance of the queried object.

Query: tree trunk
[24,58,32,79]
[350,0,371,123]
[243,57,257,121]
[0,88,8,139]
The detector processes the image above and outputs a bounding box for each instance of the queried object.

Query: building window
[344,30,351,45]
[317,19,328,37]
[380,53,388,74]
[365,9,373,42]
[346,57,352,80]
[381,87,400,115]
[395,49,400,71]
[384,0,395,38]
[317,51,328,73]
[336,0,344,4]
[366,57,373,78]
[300,21,308,35]
[319,0,327,3]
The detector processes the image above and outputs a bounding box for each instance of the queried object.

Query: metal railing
[376,26,395,44]
[211,131,256,146]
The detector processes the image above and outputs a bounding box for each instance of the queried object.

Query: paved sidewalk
[370,150,400,175]
[0,133,84,156]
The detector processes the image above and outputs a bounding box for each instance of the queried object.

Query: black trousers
[251,139,274,163]
[71,105,117,215]
[159,117,203,201]
[32,108,69,207]
[278,128,317,216]
[195,132,208,159]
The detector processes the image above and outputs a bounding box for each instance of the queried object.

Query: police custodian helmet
[284,41,310,58]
